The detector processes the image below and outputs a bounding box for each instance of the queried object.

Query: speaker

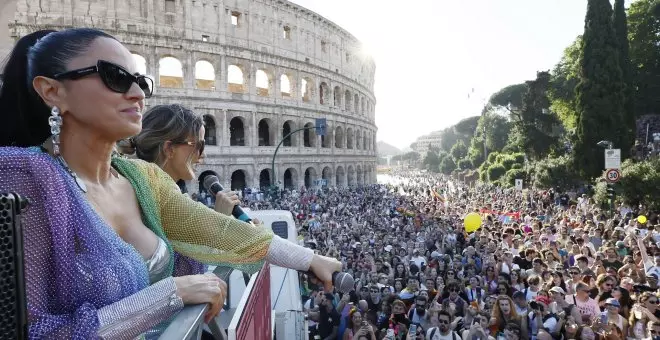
[0,193,29,340]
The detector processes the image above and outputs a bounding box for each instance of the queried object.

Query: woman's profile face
[52,37,145,141]
[168,125,205,181]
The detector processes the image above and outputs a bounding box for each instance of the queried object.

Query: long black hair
[0,28,116,146]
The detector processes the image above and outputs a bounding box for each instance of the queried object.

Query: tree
[613,0,636,144]
[439,156,457,175]
[508,72,561,159]
[489,83,527,118]
[574,0,626,178]
[467,111,512,166]
[422,151,441,172]
[548,36,582,131]
[450,139,468,162]
[627,0,660,117]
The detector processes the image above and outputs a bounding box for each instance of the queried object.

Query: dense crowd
[208,169,660,340]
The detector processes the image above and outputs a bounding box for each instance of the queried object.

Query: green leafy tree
[574,0,626,178]
[593,158,660,209]
[548,36,582,131]
[487,164,507,182]
[439,156,457,175]
[450,139,468,162]
[627,0,660,117]
[506,72,561,159]
[613,0,636,143]
[422,151,441,172]
[532,155,582,190]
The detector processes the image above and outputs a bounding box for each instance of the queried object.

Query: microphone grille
[203,175,220,190]
[335,272,355,294]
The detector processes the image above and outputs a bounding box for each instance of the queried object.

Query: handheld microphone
[306,271,355,294]
[203,175,251,223]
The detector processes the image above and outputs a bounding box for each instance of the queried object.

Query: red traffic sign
[605,169,621,183]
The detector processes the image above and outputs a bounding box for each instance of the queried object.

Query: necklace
[57,155,88,193]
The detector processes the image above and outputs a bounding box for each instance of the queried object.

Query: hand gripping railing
[159,266,234,340]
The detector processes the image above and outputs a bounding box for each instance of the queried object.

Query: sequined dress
[0,147,314,339]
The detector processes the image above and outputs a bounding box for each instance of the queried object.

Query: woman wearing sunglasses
[117,103,240,218]
[0,28,341,339]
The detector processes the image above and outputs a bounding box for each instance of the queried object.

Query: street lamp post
[270,124,323,201]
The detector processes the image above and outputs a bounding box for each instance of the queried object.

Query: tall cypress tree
[613,0,635,150]
[574,0,626,179]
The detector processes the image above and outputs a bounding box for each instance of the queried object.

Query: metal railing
[159,266,234,340]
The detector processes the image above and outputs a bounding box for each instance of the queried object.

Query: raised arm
[142,160,315,274]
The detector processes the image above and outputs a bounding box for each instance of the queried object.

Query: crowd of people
[236,169,660,340]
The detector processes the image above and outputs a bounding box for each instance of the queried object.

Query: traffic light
[607,184,615,199]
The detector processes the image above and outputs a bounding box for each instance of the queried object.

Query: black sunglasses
[54,60,154,98]
[175,140,205,156]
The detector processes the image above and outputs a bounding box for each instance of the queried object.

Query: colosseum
[0,0,378,192]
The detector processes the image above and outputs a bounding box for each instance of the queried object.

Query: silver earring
[49,106,62,155]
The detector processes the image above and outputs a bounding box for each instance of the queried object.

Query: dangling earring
[49,106,62,155]
[49,106,88,193]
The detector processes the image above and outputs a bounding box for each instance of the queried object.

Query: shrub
[457,158,473,170]
[487,163,507,182]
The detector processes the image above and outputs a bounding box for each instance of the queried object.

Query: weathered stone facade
[2,0,378,191]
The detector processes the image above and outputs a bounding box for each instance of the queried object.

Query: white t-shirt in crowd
[411,256,427,269]
[566,294,599,321]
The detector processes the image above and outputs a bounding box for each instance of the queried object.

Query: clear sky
[290,0,632,150]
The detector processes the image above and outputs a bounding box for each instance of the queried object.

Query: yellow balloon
[464,212,482,233]
[638,215,648,224]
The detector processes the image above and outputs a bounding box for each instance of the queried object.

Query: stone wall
[3,0,378,189]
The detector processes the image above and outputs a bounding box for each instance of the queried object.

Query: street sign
[515,179,523,191]
[604,149,621,169]
[605,169,621,183]
[315,118,327,136]
[314,179,328,186]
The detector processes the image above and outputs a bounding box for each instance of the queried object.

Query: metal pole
[270,126,319,197]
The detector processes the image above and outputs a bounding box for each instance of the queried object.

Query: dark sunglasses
[175,140,205,156]
[54,60,154,98]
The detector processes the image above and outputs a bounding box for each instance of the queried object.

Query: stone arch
[283,167,298,190]
[195,60,215,90]
[356,165,363,186]
[353,93,359,113]
[282,120,296,147]
[347,165,355,186]
[334,126,344,148]
[301,76,314,102]
[197,170,219,194]
[159,56,184,88]
[303,122,317,147]
[363,132,368,150]
[229,116,246,146]
[333,85,341,107]
[321,124,331,148]
[258,118,275,146]
[321,166,332,184]
[280,74,292,97]
[132,54,147,75]
[335,166,346,187]
[304,166,318,188]
[227,64,245,93]
[256,69,272,96]
[344,90,352,111]
[230,169,248,191]
[319,82,330,105]
[356,130,362,149]
[259,168,272,189]
[203,114,217,145]
[346,127,354,149]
